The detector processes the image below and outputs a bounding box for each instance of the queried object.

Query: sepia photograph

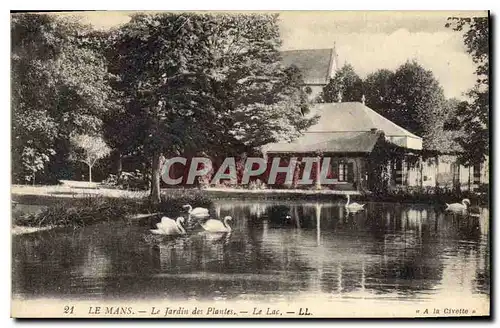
[10,9,490,318]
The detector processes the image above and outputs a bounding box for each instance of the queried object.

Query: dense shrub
[14,189,216,229]
[14,196,147,228]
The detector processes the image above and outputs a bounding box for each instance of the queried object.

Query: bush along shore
[13,190,214,230]
[12,185,488,231]
[366,188,488,206]
[13,196,145,229]
[200,186,488,206]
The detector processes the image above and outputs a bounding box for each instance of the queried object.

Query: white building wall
[459,165,471,189]
[421,159,437,187]
[403,155,489,190]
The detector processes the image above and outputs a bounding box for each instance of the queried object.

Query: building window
[339,163,347,182]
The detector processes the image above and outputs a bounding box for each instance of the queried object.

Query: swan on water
[345,194,365,210]
[183,204,210,218]
[198,230,231,244]
[201,216,232,233]
[150,216,186,235]
[445,199,471,212]
[345,207,363,215]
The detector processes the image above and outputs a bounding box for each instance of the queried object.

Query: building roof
[308,102,420,138]
[281,48,338,85]
[264,102,423,153]
[264,131,383,154]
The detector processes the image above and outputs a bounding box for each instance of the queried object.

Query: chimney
[337,90,343,103]
[361,94,366,105]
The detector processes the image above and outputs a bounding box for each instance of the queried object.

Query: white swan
[345,194,365,210]
[183,204,210,218]
[198,230,231,243]
[150,216,186,235]
[445,198,471,212]
[201,216,232,233]
[345,207,363,215]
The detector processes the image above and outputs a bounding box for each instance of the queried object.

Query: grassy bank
[13,190,213,229]
[13,196,146,228]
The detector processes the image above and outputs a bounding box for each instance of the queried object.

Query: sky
[63,10,487,99]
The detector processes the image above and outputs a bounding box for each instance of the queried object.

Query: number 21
[64,306,74,314]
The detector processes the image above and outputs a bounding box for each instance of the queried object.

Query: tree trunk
[116,151,122,176]
[150,151,161,204]
[468,166,471,191]
[88,165,92,183]
[453,163,460,193]
[419,157,423,188]
[435,155,439,189]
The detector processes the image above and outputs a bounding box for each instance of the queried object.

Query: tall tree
[11,13,112,183]
[381,61,447,150]
[444,16,489,165]
[363,69,395,113]
[112,13,316,202]
[319,63,363,103]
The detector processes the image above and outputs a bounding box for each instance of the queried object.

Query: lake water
[12,199,490,308]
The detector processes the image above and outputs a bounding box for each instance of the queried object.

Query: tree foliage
[109,13,317,201]
[389,61,447,149]
[444,16,489,165]
[319,64,363,103]
[363,69,395,112]
[11,13,113,183]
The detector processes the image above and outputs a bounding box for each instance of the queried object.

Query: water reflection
[12,200,489,303]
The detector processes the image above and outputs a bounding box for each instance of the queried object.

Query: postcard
[11,10,490,318]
